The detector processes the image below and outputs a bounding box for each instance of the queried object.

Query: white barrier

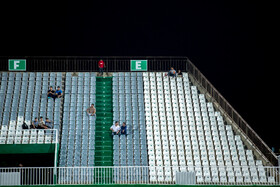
[0,166,279,185]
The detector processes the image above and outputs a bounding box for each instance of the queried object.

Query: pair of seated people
[47,86,63,100]
[110,121,126,135]
[30,117,52,129]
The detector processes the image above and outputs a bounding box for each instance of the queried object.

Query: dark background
[0,2,279,152]
[0,154,54,167]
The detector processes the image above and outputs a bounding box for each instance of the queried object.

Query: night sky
[1,2,279,151]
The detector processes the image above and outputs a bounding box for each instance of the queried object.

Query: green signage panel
[0,143,57,154]
[9,59,26,71]
[131,60,148,71]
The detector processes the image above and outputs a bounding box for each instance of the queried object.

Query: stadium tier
[60,72,96,167]
[112,72,148,167]
[0,70,278,185]
[0,72,61,144]
[142,72,269,183]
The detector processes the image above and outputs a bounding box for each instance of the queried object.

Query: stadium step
[94,150,113,156]
[94,155,113,162]
[95,116,113,122]
[94,77,113,168]
[95,140,113,147]
[95,131,112,138]
[96,86,112,94]
[96,111,112,117]
[95,122,112,128]
[95,126,111,131]
[94,161,113,166]
[96,95,112,102]
[95,102,112,108]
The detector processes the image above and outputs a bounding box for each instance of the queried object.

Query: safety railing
[0,56,188,72]
[0,166,279,185]
[186,59,278,166]
[0,167,55,186]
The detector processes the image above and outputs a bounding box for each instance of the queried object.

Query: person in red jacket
[98,59,105,76]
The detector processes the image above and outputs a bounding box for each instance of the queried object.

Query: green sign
[131,60,148,71]
[9,59,26,71]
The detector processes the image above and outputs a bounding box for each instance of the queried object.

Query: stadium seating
[59,72,96,167]
[112,72,149,183]
[0,71,273,185]
[0,72,61,144]
[112,72,148,167]
[143,72,267,183]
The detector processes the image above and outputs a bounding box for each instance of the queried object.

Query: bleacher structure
[0,72,61,144]
[0,69,278,185]
[112,72,149,183]
[112,72,148,167]
[59,72,96,167]
[143,72,272,183]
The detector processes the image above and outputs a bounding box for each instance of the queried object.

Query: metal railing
[186,59,278,166]
[0,167,54,186]
[0,56,188,72]
[0,166,279,185]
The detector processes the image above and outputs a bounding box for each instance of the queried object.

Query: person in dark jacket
[47,86,55,98]
[121,122,127,135]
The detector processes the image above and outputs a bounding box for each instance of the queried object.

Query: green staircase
[94,77,113,166]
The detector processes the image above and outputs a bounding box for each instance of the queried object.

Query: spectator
[30,117,39,129]
[177,70,183,77]
[53,86,63,101]
[86,104,96,117]
[45,118,53,128]
[98,59,105,76]
[168,67,176,78]
[110,121,120,135]
[22,121,29,129]
[38,116,48,129]
[121,122,127,135]
[47,86,55,99]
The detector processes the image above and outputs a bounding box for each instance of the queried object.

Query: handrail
[186,59,278,166]
[0,56,188,72]
[0,166,279,185]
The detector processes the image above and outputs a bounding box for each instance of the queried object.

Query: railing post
[53,129,58,184]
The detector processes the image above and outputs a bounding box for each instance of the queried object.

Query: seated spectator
[22,121,29,129]
[38,116,48,129]
[45,118,53,128]
[53,86,63,101]
[110,121,120,135]
[177,70,182,77]
[168,67,176,77]
[121,122,127,135]
[86,104,96,117]
[47,86,55,99]
[30,117,39,129]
